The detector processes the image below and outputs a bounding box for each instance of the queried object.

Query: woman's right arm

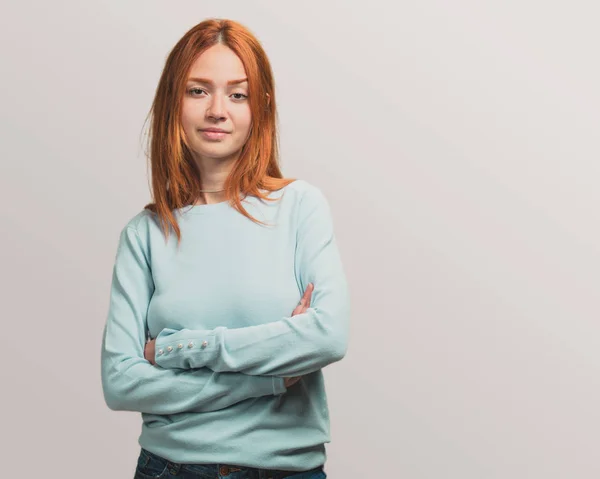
[100,223,286,415]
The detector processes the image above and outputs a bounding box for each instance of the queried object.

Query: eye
[187,87,206,96]
[186,88,248,101]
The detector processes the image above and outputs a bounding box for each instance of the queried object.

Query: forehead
[187,44,247,84]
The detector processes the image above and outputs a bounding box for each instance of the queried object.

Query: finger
[300,283,314,310]
[292,284,314,316]
[306,283,314,307]
[305,283,313,298]
[296,291,309,310]
[301,284,313,305]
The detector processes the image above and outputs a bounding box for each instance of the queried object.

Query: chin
[194,148,241,161]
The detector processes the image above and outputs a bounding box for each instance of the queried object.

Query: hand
[284,376,302,387]
[291,282,314,317]
[144,338,156,365]
[283,283,314,388]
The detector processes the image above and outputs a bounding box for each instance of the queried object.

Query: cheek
[233,104,252,125]
[235,112,252,133]
[180,108,196,131]
[181,102,200,125]
[180,99,205,125]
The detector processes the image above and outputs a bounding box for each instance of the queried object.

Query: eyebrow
[187,77,248,86]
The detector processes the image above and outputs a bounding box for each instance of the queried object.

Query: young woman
[100,18,350,479]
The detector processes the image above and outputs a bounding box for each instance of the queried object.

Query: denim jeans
[134,447,327,479]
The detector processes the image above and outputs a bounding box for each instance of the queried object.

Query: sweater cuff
[272,376,286,395]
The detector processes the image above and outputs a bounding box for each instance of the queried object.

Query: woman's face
[181,44,252,164]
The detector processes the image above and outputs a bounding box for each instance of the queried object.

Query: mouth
[200,129,230,140]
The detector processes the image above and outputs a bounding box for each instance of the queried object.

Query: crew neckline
[174,184,296,217]
[191,199,229,208]
[176,193,253,216]
[177,199,231,215]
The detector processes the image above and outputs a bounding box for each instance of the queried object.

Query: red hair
[141,18,296,244]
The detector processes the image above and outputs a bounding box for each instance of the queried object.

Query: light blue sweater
[100,179,351,471]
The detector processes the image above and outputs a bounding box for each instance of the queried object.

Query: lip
[200,129,229,140]
[200,128,229,133]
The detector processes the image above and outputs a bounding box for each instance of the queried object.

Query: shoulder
[284,180,334,230]
[121,209,153,232]
[283,179,329,207]
[118,209,160,245]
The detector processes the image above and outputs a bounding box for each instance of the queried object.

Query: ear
[266,92,271,105]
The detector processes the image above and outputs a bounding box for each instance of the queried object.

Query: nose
[206,94,226,120]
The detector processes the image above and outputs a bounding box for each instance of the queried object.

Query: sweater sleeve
[100,222,286,415]
[153,185,351,377]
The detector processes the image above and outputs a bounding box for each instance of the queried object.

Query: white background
[1,1,598,477]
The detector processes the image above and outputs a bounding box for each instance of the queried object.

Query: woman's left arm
[153,185,351,377]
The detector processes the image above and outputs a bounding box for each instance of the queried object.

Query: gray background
[1,1,598,477]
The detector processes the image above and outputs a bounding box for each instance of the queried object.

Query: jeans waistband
[140,447,324,478]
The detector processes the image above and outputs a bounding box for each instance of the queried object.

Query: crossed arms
[100,186,350,415]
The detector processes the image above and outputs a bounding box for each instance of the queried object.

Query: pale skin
[144,283,315,388]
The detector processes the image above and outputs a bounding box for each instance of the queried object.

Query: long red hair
[141,18,296,244]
